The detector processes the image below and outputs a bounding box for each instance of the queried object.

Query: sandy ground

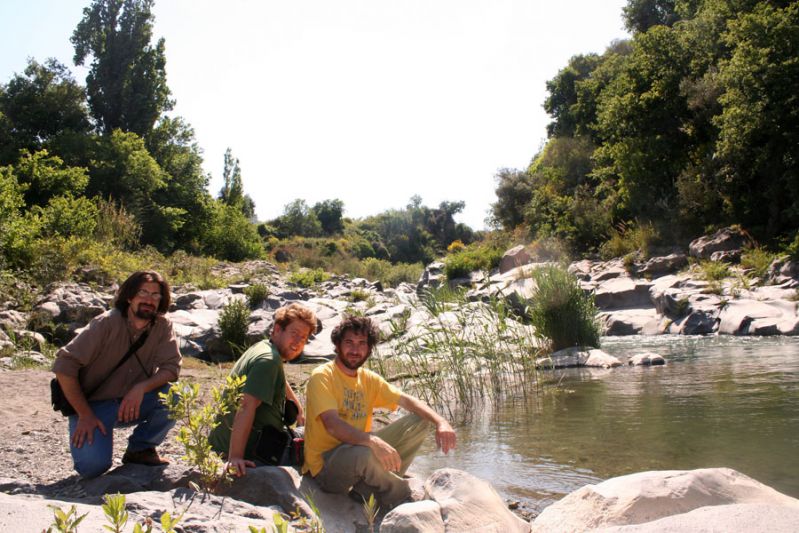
[0,361,314,497]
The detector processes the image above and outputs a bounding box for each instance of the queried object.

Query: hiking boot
[122,447,169,466]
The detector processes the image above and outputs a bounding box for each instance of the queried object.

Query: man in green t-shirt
[209,303,316,476]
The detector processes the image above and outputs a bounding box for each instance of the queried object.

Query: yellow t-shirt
[303,361,402,476]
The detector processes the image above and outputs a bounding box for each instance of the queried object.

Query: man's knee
[74,455,112,478]
[348,445,377,472]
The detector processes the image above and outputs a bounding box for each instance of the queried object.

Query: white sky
[0,0,629,230]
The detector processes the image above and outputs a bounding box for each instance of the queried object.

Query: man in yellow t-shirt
[304,316,456,506]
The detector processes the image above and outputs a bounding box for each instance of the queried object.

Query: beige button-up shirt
[52,308,181,401]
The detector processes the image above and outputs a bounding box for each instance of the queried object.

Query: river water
[412,335,799,515]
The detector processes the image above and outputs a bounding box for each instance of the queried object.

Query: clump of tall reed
[525,264,601,352]
[371,285,543,418]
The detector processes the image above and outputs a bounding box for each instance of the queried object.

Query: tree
[490,168,533,230]
[544,54,603,138]
[12,150,90,206]
[714,2,799,238]
[145,116,214,252]
[203,201,264,261]
[622,0,680,33]
[271,199,322,238]
[72,0,173,138]
[0,58,90,164]
[312,199,345,235]
[219,148,255,220]
[0,166,38,268]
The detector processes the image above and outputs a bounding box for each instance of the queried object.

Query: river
[412,335,799,515]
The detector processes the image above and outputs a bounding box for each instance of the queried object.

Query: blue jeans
[68,383,175,478]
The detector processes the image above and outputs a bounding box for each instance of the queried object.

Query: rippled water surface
[412,336,799,514]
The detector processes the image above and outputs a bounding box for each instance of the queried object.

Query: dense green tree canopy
[72,0,172,137]
[494,0,799,252]
[0,59,90,164]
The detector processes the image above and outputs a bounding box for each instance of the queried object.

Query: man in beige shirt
[53,270,181,478]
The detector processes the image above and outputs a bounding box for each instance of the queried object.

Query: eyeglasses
[136,288,162,300]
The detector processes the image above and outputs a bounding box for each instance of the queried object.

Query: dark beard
[339,353,369,371]
[134,306,156,320]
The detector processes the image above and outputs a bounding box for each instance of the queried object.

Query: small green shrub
[444,245,503,279]
[740,247,776,280]
[786,232,799,260]
[218,299,250,357]
[244,283,269,308]
[358,258,422,287]
[160,375,246,493]
[349,288,372,302]
[289,268,329,288]
[599,221,658,260]
[527,265,600,352]
[45,504,87,533]
[698,260,730,281]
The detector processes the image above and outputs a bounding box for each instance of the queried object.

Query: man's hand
[295,403,305,426]
[118,383,145,422]
[226,457,256,477]
[435,420,457,454]
[72,412,106,448]
[368,436,402,472]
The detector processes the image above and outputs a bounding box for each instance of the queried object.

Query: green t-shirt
[209,340,286,459]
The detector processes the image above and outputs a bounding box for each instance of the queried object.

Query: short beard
[336,350,371,371]
[134,306,156,320]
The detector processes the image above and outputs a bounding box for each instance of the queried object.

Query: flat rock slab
[531,468,799,533]
[0,489,279,533]
[595,503,799,533]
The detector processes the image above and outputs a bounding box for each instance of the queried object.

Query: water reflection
[412,336,799,515]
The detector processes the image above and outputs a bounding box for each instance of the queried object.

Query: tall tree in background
[71,0,172,138]
[312,199,345,235]
[219,148,255,220]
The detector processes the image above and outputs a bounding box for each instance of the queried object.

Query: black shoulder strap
[84,328,151,399]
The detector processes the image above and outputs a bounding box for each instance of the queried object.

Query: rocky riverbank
[1,226,798,530]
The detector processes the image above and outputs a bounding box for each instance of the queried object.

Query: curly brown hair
[330,316,380,352]
[114,271,171,315]
[273,303,317,335]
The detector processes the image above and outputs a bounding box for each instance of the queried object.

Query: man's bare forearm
[398,394,446,425]
[228,394,260,460]
[320,411,373,446]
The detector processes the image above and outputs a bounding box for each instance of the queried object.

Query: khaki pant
[314,413,430,506]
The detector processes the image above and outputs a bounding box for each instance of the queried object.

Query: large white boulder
[595,503,799,532]
[424,468,529,532]
[380,499,445,533]
[530,468,799,533]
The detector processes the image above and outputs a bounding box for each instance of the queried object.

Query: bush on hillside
[527,265,600,352]
[289,268,329,288]
[599,221,658,260]
[218,299,250,358]
[740,247,777,280]
[357,258,423,287]
[444,244,503,279]
[244,283,269,308]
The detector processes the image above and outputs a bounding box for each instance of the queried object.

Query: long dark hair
[114,271,171,315]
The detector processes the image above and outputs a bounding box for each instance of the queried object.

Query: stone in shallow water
[628,352,666,366]
[537,347,623,369]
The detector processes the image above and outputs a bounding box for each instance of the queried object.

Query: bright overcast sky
[1,0,629,230]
